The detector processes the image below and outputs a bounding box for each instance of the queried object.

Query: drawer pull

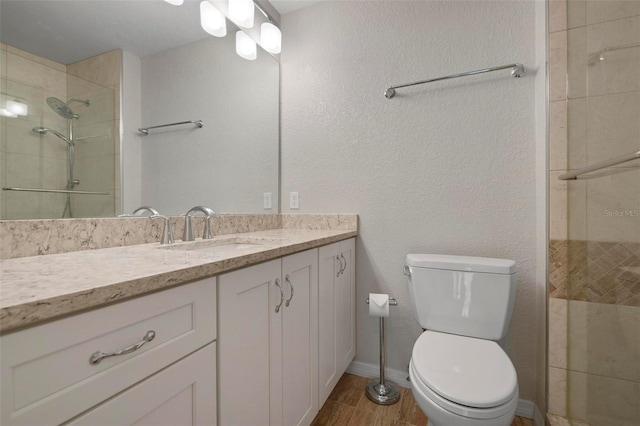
[275,278,284,313]
[285,274,294,307]
[89,331,156,365]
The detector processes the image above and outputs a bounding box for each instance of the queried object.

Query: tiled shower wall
[547,0,640,424]
[0,45,118,219]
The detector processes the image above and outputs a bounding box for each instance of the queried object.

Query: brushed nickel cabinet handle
[275,278,284,313]
[285,274,294,307]
[340,254,347,275]
[89,330,156,365]
[336,255,343,277]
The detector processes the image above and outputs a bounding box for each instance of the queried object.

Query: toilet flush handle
[403,265,411,277]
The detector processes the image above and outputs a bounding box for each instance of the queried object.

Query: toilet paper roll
[369,293,390,317]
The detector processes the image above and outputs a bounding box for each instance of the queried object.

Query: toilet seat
[411,331,518,419]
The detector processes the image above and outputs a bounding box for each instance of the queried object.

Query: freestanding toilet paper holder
[365,295,400,405]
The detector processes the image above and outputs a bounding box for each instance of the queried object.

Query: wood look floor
[311,373,535,426]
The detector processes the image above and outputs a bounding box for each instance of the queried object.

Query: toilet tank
[405,254,516,340]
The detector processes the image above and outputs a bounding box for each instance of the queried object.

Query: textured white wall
[281,1,541,400]
[140,35,279,215]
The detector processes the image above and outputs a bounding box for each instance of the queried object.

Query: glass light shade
[6,100,28,116]
[236,31,257,61]
[0,108,18,118]
[229,0,254,28]
[200,1,226,37]
[164,0,184,5]
[260,22,281,54]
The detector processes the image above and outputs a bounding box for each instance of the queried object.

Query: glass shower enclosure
[549,1,639,425]
[0,46,116,219]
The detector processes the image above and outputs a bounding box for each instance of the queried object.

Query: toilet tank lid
[406,254,516,274]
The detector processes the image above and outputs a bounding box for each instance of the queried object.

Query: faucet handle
[150,214,175,245]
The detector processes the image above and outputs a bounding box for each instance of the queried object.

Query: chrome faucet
[132,206,160,216]
[183,206,216,242]
[119,206,174,245]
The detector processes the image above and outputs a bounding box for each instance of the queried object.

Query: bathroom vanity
[0,220,356,426]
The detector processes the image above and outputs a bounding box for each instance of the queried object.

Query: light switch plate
[263,192,272,209]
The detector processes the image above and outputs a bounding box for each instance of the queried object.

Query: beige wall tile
[0,46,6,78]
[566,367,640,425]
[585,168,640,243]
[587,91,640,165]
[5,117,67,159]
[567,98,587,169]
[550,171,588,242]
[550,100,568,171]
[550,31,568,101]
[73,121,115,159]
[586,0,640,26]
[567,0,586,29]
[550,171,569,241]
[72,87,115,128]
[5,152,43,187]
[567,27,587,99]
[550,0,568,33]
[567,300,640,382]
[73,155,115,191]
[548,366,568,416]
[6,53,67,94]
[67,49,121,88]
[5,44,65,72]
[586,15,640,96]
[567,177,587,241]
[4,190,41,220]
[549,298,568,369]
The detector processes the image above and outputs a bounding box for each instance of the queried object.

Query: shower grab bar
[138,120,203,135]
[558,150,640,180]
[2,187,110,195]
[384,63,525,99]
[589,42,640,65]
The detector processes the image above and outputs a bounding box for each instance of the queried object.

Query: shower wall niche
[0,44,118,219]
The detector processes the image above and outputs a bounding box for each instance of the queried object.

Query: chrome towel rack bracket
[138,120,203,136]
[384,63,525,99]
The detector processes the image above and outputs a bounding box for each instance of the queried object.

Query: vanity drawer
[0,277,216,426]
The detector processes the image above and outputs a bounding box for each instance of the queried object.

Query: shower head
[32,127,74,146]
[46,97,78,119]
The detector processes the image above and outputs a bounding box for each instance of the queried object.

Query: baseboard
[347,360,543,424]
[346,360,412,389]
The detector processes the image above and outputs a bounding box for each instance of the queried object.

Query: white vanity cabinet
[0,278,217,426]
[218,248,319,426]
[318,238,356,406]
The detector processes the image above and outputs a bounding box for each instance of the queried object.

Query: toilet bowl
[409,331,518,426]
[405,254,520,426]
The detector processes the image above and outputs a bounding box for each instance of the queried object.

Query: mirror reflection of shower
[31,97,90,218]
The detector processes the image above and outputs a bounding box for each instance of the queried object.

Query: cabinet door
[318,242,340,406]
[281,249,318,426]
[318,239,356,407]
[66,343,216,426]
[337,238,356,373]
[218,259,282,426]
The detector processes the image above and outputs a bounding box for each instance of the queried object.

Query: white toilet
[405,254,519,426]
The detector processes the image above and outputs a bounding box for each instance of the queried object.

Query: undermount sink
[158,236,283,255]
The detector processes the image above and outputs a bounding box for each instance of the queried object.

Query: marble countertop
[0,228,357,333]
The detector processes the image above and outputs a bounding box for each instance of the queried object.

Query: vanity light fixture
[229,0,254,29]
[200,1,226,37]
[253,2,281,54]
[260,22,281,54]
[236,30,257,60]
[5,100,28,116]
[164,0,184,5]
